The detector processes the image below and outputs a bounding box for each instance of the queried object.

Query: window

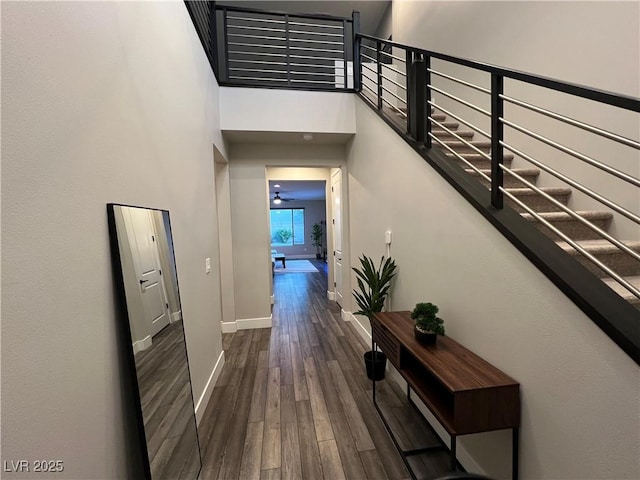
[270,208,304,246]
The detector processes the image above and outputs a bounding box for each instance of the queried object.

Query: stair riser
[506,194,571,213]
[569,252,640,278]
[531,218,612,241]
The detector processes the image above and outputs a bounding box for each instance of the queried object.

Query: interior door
[123,208,171,337]
[331,170,344,306]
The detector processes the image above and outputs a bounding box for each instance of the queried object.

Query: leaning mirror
[107,204,201,480]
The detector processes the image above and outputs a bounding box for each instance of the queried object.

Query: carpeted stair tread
[556,240,640,277]
[432,121,460,130]
[432,130,475,140]
[520,211,613,221]
[447,153,514,170]
[602,276,640,307]
[505,187,572,196]
[442,140,492,153]
[522,210,613,241]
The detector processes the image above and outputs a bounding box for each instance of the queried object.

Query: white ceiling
[269,179,327,201]
[216,1,390,35]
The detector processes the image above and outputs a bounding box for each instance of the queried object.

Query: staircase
[388,106,640,309]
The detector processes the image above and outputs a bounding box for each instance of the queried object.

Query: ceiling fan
[272,191,295,204]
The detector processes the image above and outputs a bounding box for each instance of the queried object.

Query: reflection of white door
[124,208,171,337]
[331,170,343,306]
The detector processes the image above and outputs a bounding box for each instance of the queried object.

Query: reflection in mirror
[108,204,201,480]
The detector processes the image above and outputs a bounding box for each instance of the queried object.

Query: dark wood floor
[197,259,449,480]
[136,320,201,480]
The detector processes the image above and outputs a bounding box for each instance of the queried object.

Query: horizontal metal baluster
[229,59,288,66]
[361,53,377,63]
[361,71,377,85]
[227,25,286,34]
[500,187,640,301]
[428,68,490,94]
[428,85,491,116]
[227,16,285,24]
[380,74,407,91]
[429,100,491,139]
[229,51,286,58]
[362,63,377,74]
[290,54,344,62]
[290,78,339,85]
[228,75,287,82]
[379,50,406,63]
[288,20,344,30]
[430,117,491,160]
[501,94,640,150]
[362,82,378,96]
[288,29,344,38]
[429,133,491,182]
[501,141,640,226]
[290,71,340,77]
[229,42,286,49]
[229,67,288,75]
[382,63,406,77]
[381,96,407,118]
[381,85,407,104]
[289,37,344,46]
[501,118,640,188]
[228,34,286,41]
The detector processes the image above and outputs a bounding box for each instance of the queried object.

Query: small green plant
[352,255,397,321]
[411,302,445,336]
[273,228,293,244]
[310,222,323,257]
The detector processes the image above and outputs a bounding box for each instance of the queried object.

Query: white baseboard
[344,311,371,343]
[171,310,182,323]
[132,335,152,354]
[221,315,273,333]
[195,351,225,425]
[327,290,336,301]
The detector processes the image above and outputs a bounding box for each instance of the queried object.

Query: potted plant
[310,222,323,259]
[352,254,397,380]
[411,302,445,344]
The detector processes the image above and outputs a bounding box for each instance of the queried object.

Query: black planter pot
[414,326,437,344]
[364,351,387,380]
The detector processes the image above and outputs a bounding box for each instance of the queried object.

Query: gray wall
[1,2,226,477]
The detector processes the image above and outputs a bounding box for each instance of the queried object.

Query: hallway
[197,260,449,479]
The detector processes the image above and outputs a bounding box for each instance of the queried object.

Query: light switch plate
[205,257,211,274]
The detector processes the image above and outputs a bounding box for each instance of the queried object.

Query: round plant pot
[414,326,437,344]
[364,351,387,380]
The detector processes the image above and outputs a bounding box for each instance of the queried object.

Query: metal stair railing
[355,32,640,365]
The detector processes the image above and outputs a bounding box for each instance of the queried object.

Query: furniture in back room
[372,311,520,480]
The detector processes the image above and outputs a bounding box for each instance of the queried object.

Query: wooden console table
[372,311,520,480]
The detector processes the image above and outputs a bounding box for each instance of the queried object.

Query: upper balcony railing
[186,2,360,91]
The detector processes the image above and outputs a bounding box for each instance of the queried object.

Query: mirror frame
[107,203,202,480]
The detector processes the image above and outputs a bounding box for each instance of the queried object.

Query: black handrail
[215,4,353,24]
[357,33,640,112]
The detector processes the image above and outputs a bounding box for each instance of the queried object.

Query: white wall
[229,145,346,322]
[220,87,357,134]
[394,0,640,240]
[1,2,225,478]
[347,98,640,479]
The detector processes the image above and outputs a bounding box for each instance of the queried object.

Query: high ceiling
[216,1,391,35]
